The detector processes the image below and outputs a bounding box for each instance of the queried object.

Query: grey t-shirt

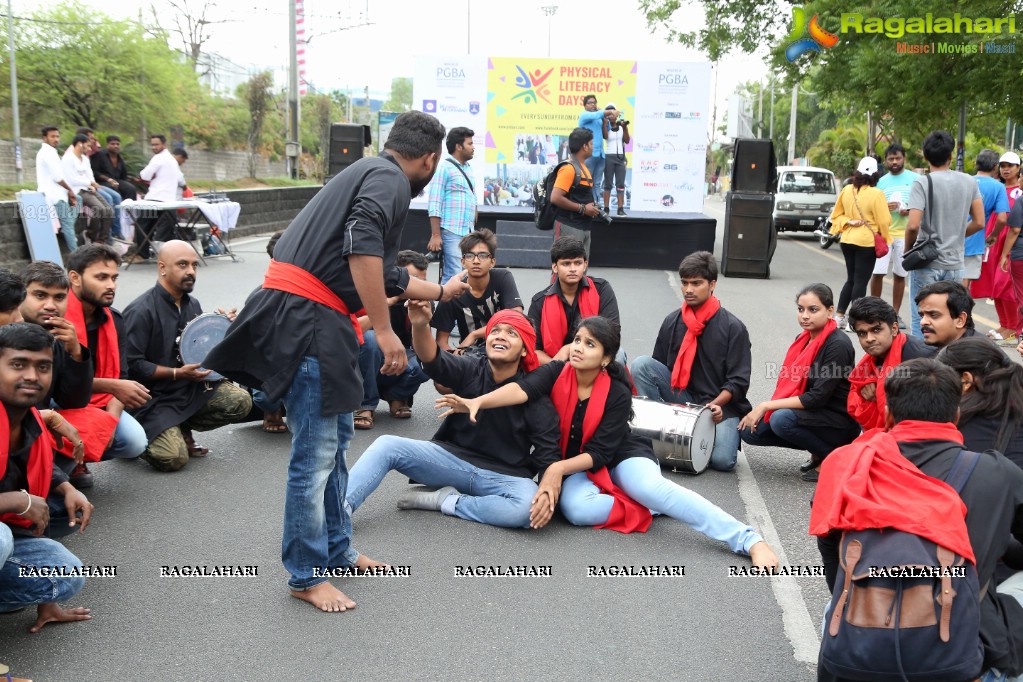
[908,170,980,268]
[1008,198,1023,261]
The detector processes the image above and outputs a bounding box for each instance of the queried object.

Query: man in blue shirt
[578,95,610,203]
[428,127,477,284]
[967,149,1010,291]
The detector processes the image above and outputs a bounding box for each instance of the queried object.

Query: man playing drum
[122,240,252,472]
[630,251,753,472]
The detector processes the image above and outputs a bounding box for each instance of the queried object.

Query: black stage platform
[401,205,716,270]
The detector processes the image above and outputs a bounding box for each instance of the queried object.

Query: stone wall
[0,185,321,271]
[0,138,286,185]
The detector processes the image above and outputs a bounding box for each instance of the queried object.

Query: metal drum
[629,396,716,474]
[179,313,230,381]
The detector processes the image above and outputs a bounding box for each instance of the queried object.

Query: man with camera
[602,104,630,216]
[549,128,609,259]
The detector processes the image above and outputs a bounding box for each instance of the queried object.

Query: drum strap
[262,260,364,344]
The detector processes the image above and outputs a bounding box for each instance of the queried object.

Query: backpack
[533,158,583,231]
[820,448,985,682]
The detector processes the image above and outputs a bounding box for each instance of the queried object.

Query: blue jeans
[358,331,430,410]
[630,355,741,471]
[251,388,283,414]
[281,356,359,590]
[54,199,81,251]
[0,523,85,611]
[584,154,605,203]
[440,228,464,285]
[739,408,861,461]
[105,411,148,459]
[558,457,762,553]
[910,266,965,337]
[346,435,538,528]
[96,184,123,239]
[979,572,1023,682]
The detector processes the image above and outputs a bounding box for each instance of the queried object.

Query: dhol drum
[629,396,716,474]
[179,312,231,381]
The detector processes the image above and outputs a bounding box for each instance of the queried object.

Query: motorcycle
[814,216,838,249]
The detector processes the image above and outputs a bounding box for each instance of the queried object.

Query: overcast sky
[24,0,773,140]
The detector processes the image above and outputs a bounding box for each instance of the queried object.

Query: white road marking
[665,268,821,664]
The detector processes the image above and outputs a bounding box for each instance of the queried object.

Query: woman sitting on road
[738,283,861,482]
[437,315,778,569]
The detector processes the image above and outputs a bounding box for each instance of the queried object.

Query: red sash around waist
[262,260,364,343]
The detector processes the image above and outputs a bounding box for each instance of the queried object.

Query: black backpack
[533,158,583,231]
[820,448,985,682]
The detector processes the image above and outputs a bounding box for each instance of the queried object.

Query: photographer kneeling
[603,104,630,216]
[550,127,610,260]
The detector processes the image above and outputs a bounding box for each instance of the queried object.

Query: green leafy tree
[382,77,412,113]
[242,71,275,175]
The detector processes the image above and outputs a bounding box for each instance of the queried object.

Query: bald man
[122,241,251,471]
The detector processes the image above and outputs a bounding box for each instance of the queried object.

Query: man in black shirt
[0,323,93,633]
[815,359,1023,681]
[354,250,432,429]
[549,128,601,258]
[123,240,252,472]
[431,228,523,353]
[346,306,561,529]
[527,237,621,365]
[631,252,752,472]
[90,134,138,201]
[205,112,468,613]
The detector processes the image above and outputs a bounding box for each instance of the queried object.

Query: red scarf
[549,363,652,534]
[1,408,54,529]
[485,310,539,373]
[809,421,974,563]
[541,277,599,357]
[64,290,119,409]
[847,332,907,431]
[671,296,721,390]
[766,319,837,422]
[263,259,363,343]
[56,407,119,463]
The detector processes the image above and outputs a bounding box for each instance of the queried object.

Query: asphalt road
[1,199,1009,681]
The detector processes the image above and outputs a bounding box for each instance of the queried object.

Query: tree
[242,71,274,176]
[160,0,229,74]
[382,77,412,114]
[639,0,789,62]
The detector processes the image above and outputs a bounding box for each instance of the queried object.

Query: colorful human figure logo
[785,7,839,61]
[511,66,554,105]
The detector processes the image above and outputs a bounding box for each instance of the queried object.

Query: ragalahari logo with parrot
[785,7,839,61]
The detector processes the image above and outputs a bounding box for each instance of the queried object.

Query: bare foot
[289,582,356,613]
[29,602,92,633]
[749,541,780,572]
[353,553,389,574]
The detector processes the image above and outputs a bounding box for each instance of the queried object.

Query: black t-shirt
[527,277,620,352]
[959,417,1023,471]
[791,329,859,430]
[651,306,753,419]
[421,351,561,478]
[37,338,93,411]
[431,268,522,339]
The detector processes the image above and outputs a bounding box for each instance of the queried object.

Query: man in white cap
[602,104,630,216]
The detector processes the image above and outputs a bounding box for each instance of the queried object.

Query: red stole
[0,408,54,529]
[56,407,119,463]
[766,319,837,422]
[847,332,907,430]
[64,290,119,409]
[671,296,721,390]
[263,260,363,343]
[550,364,652,534]
[541,278,599,357]
[809,421,974,563]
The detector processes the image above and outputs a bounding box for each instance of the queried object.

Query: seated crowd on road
[4,116,1022,681]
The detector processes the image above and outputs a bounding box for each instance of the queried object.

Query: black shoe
[617,208,626,216]
[799,459,816,473]
[800,469,819,482]
[71,462,94,489]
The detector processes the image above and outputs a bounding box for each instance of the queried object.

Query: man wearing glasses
[431,228,523,357]
[427,127,478,284]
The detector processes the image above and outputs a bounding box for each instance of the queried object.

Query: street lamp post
[541,6,558,58]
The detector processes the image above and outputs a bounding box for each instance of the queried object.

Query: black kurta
[123,284,212,440]
[205,155,413,415]
[526,277,620,351]
[36,339,93,411]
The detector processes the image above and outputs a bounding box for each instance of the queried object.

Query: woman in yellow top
[828,156,892,329]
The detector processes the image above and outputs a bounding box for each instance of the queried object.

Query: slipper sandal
[262,411,289,434]
[997,334,1019,347]
[389,401,412,419]
[354,410,375,430]
[988,329,1006,341]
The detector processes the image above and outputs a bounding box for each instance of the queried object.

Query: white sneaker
[834,315,848,330]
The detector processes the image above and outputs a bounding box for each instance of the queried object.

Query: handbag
[852,188,888,258]
[902,175,941,270]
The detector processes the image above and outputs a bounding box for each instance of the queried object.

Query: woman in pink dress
[974,151,1022,343]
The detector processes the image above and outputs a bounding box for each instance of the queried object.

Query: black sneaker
[71,462,94,489]
[617,208,627,216]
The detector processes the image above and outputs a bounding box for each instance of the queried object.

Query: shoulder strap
[943,448,981,493]
[568,157,585,191]
[446,158,474,193]
[922,174,934,238]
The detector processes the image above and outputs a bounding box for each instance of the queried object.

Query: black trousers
[839,242,876,312]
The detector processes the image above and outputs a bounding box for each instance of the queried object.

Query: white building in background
[196,52,286,96]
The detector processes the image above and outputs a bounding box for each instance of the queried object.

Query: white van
[773,166,839,232]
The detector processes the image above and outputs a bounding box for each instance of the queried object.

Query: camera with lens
[614,112,629,127]
[595,207,613,224]
[425,250,441,263]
